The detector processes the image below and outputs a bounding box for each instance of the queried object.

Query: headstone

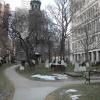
[32,59,35,64]
[45,60,51,68]
[74,62,86,72]
[74,62,80,72]
[79,65,86,72]
[25,62,29,67]
[86,62,89,67]
[61,60,67,67]
[19,65,25,71]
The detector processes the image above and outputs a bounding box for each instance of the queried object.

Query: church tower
[29,0,42,31]
[30,0,41,10]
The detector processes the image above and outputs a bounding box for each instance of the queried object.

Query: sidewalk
[4,65,100,100]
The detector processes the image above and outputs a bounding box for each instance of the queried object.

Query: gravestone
[19,65,25,71]
[74,62,86,72]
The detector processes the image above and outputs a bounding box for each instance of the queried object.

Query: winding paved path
[4,65,84,100]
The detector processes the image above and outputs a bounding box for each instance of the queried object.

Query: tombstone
[19,60,25,71]
[45,60,51,68]
[19,65,25,71]
[74,62,80,72]
[32,59,35,65]
[61,60,67,66]
[25,62,29,67]
[79,65,86,72]
[0,57,3,66]
[86,62,89,67]
[74,62,86,72]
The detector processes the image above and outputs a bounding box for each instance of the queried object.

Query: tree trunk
[48,44,51,63]
[60,37,65,61]
[20,38,34,71]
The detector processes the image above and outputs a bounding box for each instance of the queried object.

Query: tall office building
[72,0,100,63]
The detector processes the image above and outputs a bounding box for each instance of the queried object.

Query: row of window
[72,41,83,53]
[72,34,100,53]
[72,0,90,13]
[73,3,98,24]
[72,17,100,40]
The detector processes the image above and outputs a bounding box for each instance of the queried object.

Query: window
[91,21,94,34]
[97,18,100,32]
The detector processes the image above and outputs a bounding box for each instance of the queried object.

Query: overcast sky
[4,0,54,10]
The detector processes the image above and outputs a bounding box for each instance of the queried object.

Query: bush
[67,64,75,72]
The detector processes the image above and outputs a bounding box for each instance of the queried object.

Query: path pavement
[4,65,99,100]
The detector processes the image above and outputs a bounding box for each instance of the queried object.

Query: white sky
[4,0,54,11]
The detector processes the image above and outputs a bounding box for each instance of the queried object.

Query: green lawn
[66,64,75,72]
[0,64,14,100]
[16,63,69,81]
[16,64,53,79]
[46,83,100,100]
[17,63,75,76]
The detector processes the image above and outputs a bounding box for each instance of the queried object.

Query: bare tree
[10,8,56,67]
[28,10,47,50]
[47,0,72,60]
[80,25,96,65]
[0,4,10,50]
[46,19,57,63]
[9,8,35,70]
[29,9,57,62]
[78,25,96,84]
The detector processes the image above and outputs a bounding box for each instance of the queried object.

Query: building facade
[72,0,100,63]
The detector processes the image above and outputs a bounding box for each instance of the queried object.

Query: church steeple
[30,0,41,10]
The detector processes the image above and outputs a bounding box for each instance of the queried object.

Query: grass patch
[0,64,14,100]
[33,64,53,75]
[66,64,75,72]
[16,64,53,79]
[16,64,67,81]
[46,83,100,100]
